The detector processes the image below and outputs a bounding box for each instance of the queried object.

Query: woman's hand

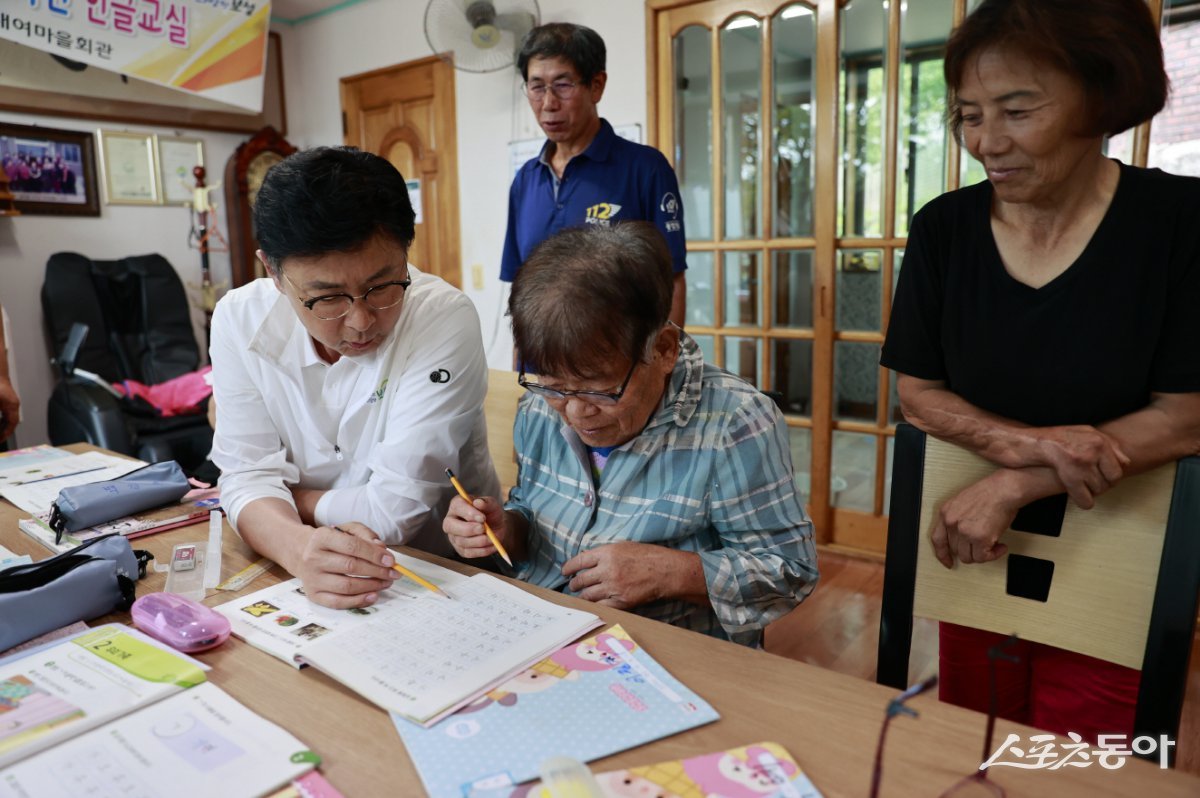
[562,543,706,610]
[1035,426,1130,508]
[443,495,509,559]
[562,542,664,609]
[293,522,398,608]
[931,471,1024,568]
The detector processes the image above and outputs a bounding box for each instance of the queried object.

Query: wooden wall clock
[224,126,297,287]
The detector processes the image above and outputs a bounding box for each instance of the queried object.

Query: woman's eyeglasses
[518,360,639,406]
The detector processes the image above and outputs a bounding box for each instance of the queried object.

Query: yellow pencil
[445,467,513,566]
[332,525,450,599]
[391,562,451,600]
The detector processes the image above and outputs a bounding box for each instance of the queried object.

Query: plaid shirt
[505,333,819,646]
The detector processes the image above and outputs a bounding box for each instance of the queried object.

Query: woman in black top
[882,0,1200,743]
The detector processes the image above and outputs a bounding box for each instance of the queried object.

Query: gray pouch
[48,460,190,536]
[0,534,142,652]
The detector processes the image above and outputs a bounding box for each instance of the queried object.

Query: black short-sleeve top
[881,162,1200,428]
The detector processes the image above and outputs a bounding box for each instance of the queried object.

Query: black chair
[42,252,213,472]
[878,423,1200,762]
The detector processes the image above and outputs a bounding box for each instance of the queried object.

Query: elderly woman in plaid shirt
[444,223,818,646]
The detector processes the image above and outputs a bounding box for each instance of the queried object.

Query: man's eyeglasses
[518,359,638,406]
[282,270,411,321]
[522,79,584,102]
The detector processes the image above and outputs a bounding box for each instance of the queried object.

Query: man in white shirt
[210,146,499,609]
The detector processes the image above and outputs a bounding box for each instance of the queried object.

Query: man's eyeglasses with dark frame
[518,360,638,406]
[281,270,411,321]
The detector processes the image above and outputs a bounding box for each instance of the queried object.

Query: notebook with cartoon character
[477,741,823,798]
[392,625,720,798]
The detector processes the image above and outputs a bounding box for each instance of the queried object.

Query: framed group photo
[97,129,161,206]
[0,122,100,216]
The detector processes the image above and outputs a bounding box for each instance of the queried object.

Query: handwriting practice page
[303,574,601,725]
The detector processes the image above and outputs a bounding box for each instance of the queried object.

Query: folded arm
[900,374,1200,566]
[898,375,1133,508]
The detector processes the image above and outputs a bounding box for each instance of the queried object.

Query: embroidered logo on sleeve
[660,192,681,232]
[366,377,389,405]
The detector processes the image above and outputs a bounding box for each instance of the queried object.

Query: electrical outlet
[471,264,485,291]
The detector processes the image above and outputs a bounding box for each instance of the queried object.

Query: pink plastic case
[131,592,231,653]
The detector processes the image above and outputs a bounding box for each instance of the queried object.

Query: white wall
[0,111,244,446]
[0,0,652,445]
[277,0,651,368]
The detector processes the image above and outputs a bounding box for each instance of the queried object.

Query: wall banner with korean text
[0,1,271,112]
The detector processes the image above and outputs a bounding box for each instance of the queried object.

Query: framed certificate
[157,136,205,206]
[97,129,160,205]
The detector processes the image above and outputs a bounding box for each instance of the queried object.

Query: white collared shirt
[210,267,499,555]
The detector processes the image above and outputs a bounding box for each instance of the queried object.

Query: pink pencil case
[131,592,230,653]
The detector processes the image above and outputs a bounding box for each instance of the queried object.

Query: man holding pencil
[211,147,499,610]
[444,223,819,646]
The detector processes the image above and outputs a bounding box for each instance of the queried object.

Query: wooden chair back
[878,423,1200,751]
[484,368,523,497]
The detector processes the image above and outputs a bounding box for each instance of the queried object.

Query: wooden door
[340,55,462,287]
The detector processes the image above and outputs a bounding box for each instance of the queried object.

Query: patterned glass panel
[723,251,762,327]
[773,3,817,237]
[674,24,714,239]
[721,15,763,239]
[834,341,880,422]
[725,336,762,388]
[687,251,716,327]
[771,339,813,417]
[836,249,882,332]
[839,0,888,237]
[832,430,877,512]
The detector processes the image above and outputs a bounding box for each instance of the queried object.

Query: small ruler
[203,511,223,590]
[216,557,274,591]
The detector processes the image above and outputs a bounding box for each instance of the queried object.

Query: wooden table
[2,475,1196,796]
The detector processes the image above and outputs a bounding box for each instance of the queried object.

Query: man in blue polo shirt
[501,22,687,326]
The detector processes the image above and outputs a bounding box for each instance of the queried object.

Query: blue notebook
[392,625,719,798]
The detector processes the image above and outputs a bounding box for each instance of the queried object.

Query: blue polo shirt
[500,118,688,281]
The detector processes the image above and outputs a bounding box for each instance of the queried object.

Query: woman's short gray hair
[509,222,674,379]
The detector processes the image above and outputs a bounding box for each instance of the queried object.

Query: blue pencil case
[0,534,147,653]
[48,460,190,537]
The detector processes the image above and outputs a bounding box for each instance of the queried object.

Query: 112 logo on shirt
[585,202,622,226]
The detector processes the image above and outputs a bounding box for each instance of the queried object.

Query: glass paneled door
[649,0,965,554]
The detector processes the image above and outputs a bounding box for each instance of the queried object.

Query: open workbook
[214,553,603,726]
[0,624,318,797]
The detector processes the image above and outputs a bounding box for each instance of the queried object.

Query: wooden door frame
[647,0,840,545]
[339,54,462,289]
